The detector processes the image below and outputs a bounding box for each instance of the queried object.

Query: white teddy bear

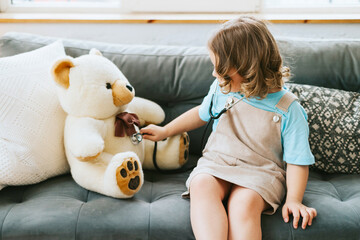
[51,49,189,198]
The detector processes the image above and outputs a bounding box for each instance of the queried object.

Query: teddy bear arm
[65,117,107,159]
[127,97,165,126]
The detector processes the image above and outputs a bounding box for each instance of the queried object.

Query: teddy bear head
[51,49,134,119]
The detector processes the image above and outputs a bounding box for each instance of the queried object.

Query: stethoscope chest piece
[225,97,235,109]
[131,132,143,144]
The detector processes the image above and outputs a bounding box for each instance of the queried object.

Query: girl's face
[209,50,245,93]
[209,50,221,80]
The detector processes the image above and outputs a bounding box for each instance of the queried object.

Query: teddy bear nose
[126,85,133,92]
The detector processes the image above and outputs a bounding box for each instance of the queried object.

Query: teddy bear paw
[179,132,190,166]
[116,157,142,196]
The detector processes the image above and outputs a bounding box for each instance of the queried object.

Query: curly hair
[208,16,290,99]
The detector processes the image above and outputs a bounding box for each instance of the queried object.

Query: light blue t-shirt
[199,79,315,166]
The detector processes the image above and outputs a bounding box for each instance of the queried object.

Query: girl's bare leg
[189,174,232,240]
[227,186,270,240]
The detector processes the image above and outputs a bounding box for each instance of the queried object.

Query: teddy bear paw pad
[116,157,142,196]
[179,132,190,166]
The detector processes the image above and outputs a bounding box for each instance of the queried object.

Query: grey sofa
[1,32,360,240]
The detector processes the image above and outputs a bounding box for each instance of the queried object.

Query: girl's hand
[282,200,317,229]
[140,124,168,142]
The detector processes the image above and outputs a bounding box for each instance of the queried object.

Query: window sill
[0,13,359,24]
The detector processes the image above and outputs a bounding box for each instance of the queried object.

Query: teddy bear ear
[89,48,103,56]
[51,57,74,89]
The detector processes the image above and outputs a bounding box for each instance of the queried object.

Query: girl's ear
[51,57,74,89]
[224,75,231,80]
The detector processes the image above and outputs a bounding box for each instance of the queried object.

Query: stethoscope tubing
[202,84,244,149]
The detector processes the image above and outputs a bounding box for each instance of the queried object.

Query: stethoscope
[201,84,244,149]
[132,84,245,172]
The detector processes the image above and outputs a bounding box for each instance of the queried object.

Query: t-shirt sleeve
[282,101,315,165]
[198,79,218,122]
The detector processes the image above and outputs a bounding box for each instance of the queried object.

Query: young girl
[140,16,317,240]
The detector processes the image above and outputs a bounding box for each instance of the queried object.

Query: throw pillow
[287,83,360,174]
[0,41,69,190]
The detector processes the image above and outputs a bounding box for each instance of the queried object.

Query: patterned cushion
[287,83,360,174]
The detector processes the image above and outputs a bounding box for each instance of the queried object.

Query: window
[1,0,121,13]
[122,0,260,13]
[263,0,360,13]
[0,0,262,13]
[11,0,117,4]
[1,0,359,14]
[264,0,360,7]
[4,0,261,13]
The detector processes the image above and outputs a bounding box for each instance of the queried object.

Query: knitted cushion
[0,41,69,190]
[287,83,360,174]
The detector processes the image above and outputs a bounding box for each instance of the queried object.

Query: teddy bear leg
[103,151,144,198]
[143,132,190,170]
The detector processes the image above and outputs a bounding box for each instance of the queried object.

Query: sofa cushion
[1,169,360,240]
[0,41,69,190]
[287,83,360,174]
[2,33,360,94]
[278,38,360,92]
[262,171,360,240]
[0,170,193,240]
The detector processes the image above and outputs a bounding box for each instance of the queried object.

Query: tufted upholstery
[262,171,360,240]
[1,32,360,240]
[1,169,359,240]
[0,170,193,240]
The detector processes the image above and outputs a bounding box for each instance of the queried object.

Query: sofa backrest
[1,32,360,158]
[277,38,360,92]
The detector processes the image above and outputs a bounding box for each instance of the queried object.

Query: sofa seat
[0,169,193,240]
[262,171,360,240]
[1,166,360,240]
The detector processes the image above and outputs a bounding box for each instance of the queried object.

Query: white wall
[0,22,360,46]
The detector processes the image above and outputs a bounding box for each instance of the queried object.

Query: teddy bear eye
[106,83,112,89]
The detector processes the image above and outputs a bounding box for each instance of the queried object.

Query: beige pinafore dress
[185,92,297,215]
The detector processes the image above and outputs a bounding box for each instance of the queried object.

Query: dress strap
[275,91,298,113]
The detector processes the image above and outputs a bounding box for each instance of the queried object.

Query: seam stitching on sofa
[328,180,343,201]
[327,180,360,230]
[75,47,206,58]
[4,33,360,47]
[0,37,208,58]
[288,219,294,240]
[0,38,46,48]
[74,191,89,240]
[344,203,360,227]
[0,187,29,238]
[0,203,17,239]
[148,181,154,240]
[334,191,360,225]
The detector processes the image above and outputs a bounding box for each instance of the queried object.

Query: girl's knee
[189,174,229,199]
[227,187,267,216]
[190,174,214,193]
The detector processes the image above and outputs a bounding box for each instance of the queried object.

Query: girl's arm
[282,164,317,229]
[140,105,207,142]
